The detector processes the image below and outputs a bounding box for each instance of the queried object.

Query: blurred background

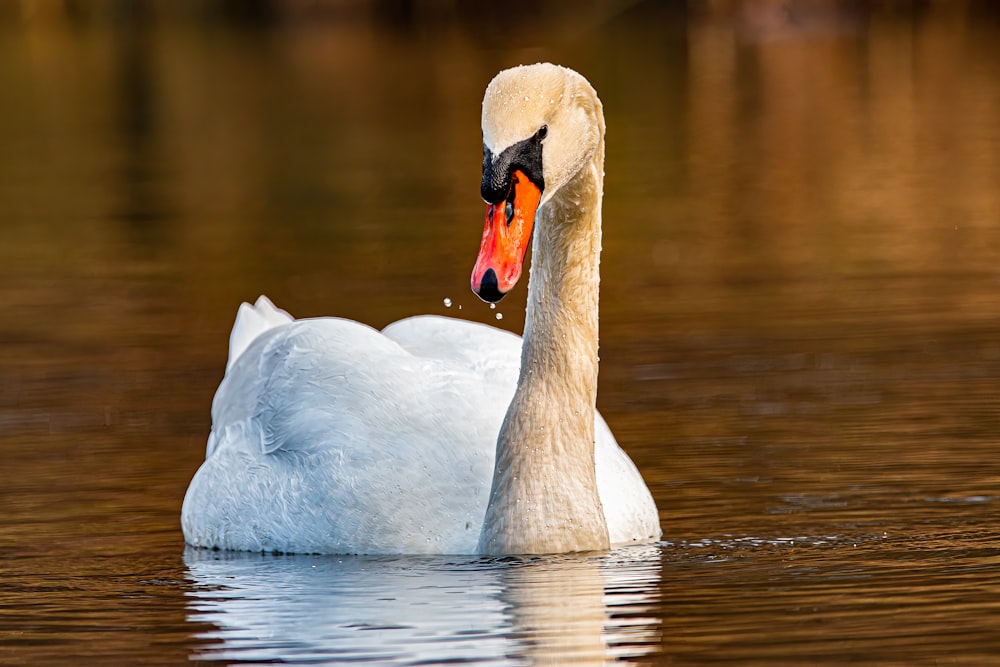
[1,1,999,663]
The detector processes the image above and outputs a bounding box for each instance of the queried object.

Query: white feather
[183,311,658,554]
[182,63,661,555]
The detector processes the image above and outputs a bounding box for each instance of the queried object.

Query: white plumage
[182,297,658,554]
[181,63,661,555]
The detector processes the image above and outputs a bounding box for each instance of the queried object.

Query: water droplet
[443,297,452,308]
[496,313,503,320]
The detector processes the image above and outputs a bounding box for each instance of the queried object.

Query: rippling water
[1,2,999,665]
[185,546,664,664]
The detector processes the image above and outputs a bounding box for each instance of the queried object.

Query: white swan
[181,63,661,555]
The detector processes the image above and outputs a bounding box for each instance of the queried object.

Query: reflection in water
[184,545,662,665]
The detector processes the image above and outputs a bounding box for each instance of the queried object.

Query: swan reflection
[185,544,661,664]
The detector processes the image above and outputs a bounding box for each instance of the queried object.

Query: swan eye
[535,125,548,142]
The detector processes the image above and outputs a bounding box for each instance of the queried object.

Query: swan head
[471,63,604,303]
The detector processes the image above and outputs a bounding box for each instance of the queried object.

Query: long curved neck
[478,139,608,555]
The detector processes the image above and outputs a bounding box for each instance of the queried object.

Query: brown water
[1,2,999,665]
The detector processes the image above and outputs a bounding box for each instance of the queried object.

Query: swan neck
[523,158,603,380]
[478,139,607,555]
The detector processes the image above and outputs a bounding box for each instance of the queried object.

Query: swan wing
[186,314,506,554]
[382,314,522,384]
[184,306,658,554]
[594,411,662,545]
[387,315,661,546]
[226,295,293,374]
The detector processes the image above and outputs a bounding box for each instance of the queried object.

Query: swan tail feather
[227,295,293,373]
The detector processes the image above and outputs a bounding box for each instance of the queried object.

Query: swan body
[181,63,661,555]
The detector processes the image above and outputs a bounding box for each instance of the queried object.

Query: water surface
[1,3,999,665]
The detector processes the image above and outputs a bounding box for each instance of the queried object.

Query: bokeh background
[1,1,998,664]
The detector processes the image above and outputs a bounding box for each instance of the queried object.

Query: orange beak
[471,170,542,303]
